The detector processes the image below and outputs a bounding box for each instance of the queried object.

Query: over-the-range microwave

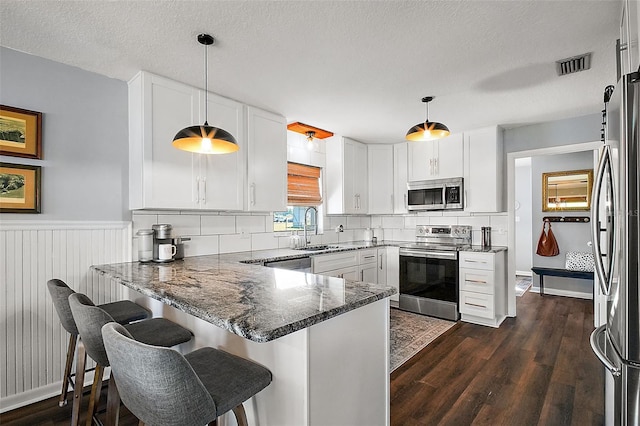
[406,177,464,211]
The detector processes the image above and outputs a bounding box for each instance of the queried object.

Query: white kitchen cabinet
[357,248,378,283]
[129,72,198,210]
[407,133,464,181]
[377,248,387,286]
[246,106,287,212]
[393,143,408,214]
[463,125,504,213]
[385,246,399,302]
[459,250,506,328]
[620,0,639,76]
[129,71,245,211]
[326,137,368,214]
[312,251,359,274]
[367,145,394,214]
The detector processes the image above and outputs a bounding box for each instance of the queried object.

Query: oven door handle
[400,249,458,260]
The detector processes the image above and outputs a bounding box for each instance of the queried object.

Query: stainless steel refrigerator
[590,70,640,425]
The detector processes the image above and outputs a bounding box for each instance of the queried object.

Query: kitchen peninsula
[91,253,396,426]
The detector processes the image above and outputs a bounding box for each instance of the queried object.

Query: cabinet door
[343,139,358,213]
[354,142,368,213]
[367,145,394,214]
[144,74,199,209]
[199,92,245,210]
[436,133,464,179]
[463,126,504,212]
[359,263,378,283]
[246,107,287,212]
[393,143,408,213]
[386,247,399,302]
[407,140,434,181]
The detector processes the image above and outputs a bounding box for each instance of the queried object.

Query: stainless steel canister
[172,236,190,260]
[152,224,173,239]
[481,226,492,249]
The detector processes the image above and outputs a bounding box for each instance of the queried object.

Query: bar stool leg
[86,363,104,426]
[71,341,87,426]
[59,334,77,407]
[232,404,248,426]
[106,374,120,426]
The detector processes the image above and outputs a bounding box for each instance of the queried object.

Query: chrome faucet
[303,207,318,246]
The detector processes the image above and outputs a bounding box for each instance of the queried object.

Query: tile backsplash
[132,210,508,260]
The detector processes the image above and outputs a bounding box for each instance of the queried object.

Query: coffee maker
[152,224,174,262]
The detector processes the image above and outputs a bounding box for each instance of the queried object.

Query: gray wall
[504,113,601,153]
[531,150,594,294]
[0,47,130,221]
[515,158,532,274]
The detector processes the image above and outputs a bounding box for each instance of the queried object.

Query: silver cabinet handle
[195,177,200,204]
[465,279,487,284]
[465,302,486,308]
[361,270,364,281]
[201,177,206,204]
[379,254,383,270]
[250,183,256,206]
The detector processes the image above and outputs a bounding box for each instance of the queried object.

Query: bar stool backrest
[68,293,114,367]
[102,322,217,426]
[47,279,79,335]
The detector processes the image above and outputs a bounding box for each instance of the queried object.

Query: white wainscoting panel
[0,221,132,412]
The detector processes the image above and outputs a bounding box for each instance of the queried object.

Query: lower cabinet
[312,248,395,286]
[459,250,506,328]
[385,247,399,302]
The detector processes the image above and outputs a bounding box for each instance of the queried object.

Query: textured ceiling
[0,0,621,144]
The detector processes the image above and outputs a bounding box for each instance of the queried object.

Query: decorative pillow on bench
[565,251,595,272]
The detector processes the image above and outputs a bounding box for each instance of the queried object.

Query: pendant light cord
[204,40,208,124]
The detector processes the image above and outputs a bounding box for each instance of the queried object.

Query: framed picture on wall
[0,105,43,159]
[0,163,41,213]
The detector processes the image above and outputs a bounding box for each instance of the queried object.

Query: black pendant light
[172,34,239,154]
[405,96,450,142]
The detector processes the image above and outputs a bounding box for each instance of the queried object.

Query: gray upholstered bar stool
[102,322,273,426]
[69,293,193,426]
[47,278,150,408]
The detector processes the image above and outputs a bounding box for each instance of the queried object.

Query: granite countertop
[91,251,397,343]
[463,245,508,253]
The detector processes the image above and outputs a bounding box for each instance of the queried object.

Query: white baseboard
[0,371,99,413]
[516,270,533,277]
[530,286,592,300]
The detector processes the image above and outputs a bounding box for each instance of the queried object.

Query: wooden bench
[531,267,594,296]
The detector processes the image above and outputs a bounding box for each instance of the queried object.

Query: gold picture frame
[542,169,593,212]
[0,163,41,213]
[0,105,43,159]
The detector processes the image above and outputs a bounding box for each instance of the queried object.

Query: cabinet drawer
[313,252,359,274]
[358,249,378,265]
[459,291,495,319]
[460,268,495,294]
[459,252,494,271]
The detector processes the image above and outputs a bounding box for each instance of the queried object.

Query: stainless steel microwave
[406,177,464,211]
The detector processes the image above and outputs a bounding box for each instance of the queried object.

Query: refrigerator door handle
[591,145,614,296]
[590,324,622,377]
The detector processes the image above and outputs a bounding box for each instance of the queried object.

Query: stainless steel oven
[398,225,472,321]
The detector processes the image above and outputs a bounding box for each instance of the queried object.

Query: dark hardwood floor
[2,291,603,426]
[391,291,604,426]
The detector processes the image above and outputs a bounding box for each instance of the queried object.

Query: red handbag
[536,221,560,257]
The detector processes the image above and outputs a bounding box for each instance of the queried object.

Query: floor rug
[515,275,533,297]
[389,308,455,372]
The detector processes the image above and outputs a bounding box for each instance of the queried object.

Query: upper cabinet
[129,72,199,210]
[367,145,394,214]
[246,106,287,212]
[463,125,504,213]
[129,71,284,212]
[393,143,408,214]
[620,0,639,76]
[407,133,464,181]
[326,137,368,214]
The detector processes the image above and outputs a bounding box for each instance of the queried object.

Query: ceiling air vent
[556,53,592,76]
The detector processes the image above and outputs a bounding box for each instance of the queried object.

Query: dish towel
[536,221,560,257]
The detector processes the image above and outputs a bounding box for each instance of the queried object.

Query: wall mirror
[542,169,593,211]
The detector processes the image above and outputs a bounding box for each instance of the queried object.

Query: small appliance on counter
[364,228,373,243]
[481,226,492,249]
[152,224,175,263]
[172,236,190,260]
